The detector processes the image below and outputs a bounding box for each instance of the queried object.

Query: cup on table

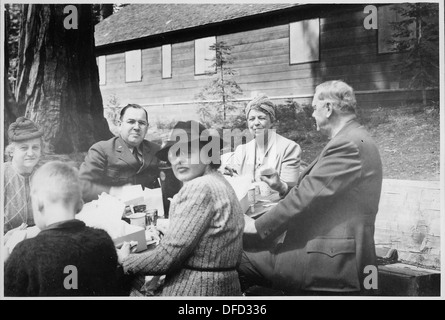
[247,186,256,205]
[145,209,158,227]
[128,212,146,229]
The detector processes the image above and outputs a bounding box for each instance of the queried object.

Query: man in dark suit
[239,80,383,295]
[79,104,160,202]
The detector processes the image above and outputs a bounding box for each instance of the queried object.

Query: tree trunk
[4,4,21,147]
[15,4,112,154]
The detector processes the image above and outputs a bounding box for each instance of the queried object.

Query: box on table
[112,223,147,253]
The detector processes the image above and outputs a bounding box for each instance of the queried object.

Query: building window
[195,36,216,75]
[162,44,172,79]
[378,4,415,54]
[125,49,142,82]
[289,18,320,65]
[97,55,106,85]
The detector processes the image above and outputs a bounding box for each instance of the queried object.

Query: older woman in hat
[224,94,301,196]
[3,117,44,234]
[118,120,244,296]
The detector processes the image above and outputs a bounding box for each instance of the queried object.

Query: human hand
[223,166,238,177]
[3,223,27,245]
[155,224,168,237]
[117,241,131,264]
[258,167,288,196]
[259,169,280,189]
[145,225,162,243]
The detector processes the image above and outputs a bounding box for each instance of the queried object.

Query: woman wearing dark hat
[118,120,244,296]
[224,94,301,196]
[3,117,44,233]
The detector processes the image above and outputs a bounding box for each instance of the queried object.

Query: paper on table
[78,192,126,221]
[76,193,127,239]
[224,175,253,201]
[119,184,145,206]
[142,187,164,217]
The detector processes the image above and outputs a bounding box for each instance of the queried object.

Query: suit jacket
[255,119,383,292]
[79,136,160,202]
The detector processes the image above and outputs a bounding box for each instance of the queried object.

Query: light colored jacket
[226,131,301,188]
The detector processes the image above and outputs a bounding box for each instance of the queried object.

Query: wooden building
[94,3,438,123]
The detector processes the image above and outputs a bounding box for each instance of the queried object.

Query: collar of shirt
[41,219,86,232]
[133,146,143,157]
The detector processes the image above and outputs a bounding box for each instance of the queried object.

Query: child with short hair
[4,161,121,296]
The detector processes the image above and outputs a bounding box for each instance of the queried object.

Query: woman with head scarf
[117,120,244,296]
[3,117,44,233]
[224,94,301,197]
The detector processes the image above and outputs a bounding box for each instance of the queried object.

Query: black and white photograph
[1,0,443,304]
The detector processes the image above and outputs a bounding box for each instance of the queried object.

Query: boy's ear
[37,198,44,214]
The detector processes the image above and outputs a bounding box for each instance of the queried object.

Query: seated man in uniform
[79,104,160,202]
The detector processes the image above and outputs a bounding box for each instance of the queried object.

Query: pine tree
[389,3,439,106]
[196,41,243,129]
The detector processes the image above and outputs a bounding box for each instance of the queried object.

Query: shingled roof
[95,3,299,47]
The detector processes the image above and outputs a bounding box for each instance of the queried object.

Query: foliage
[103,94,122,136]
[5,3,21,93]
[274,99,325,145]
[357,107,390,129]
[388,3,439,106]
[92,4,128,25]
[196,41,243,129]
[154,118,177,130]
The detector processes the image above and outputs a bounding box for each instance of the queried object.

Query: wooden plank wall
[98,5,428,122]
[374,179,441,269]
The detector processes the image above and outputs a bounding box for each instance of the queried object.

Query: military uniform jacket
[79,136,160,202]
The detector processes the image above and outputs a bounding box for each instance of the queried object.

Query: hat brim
[155,140,176,162]
[155,137,224,162]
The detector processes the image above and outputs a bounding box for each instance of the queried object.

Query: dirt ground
[300,108,440,181]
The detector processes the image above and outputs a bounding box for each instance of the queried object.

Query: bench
[373,179,441,296]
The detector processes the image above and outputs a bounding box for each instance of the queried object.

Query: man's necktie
[133,147,142,165]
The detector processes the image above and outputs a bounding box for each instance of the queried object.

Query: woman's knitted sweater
[123,171,244,296]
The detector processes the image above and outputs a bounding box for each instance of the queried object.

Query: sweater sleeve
[4,241,34,296]
[122,177,214,275]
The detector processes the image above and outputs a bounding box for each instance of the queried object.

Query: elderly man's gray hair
[315,80,357,114]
